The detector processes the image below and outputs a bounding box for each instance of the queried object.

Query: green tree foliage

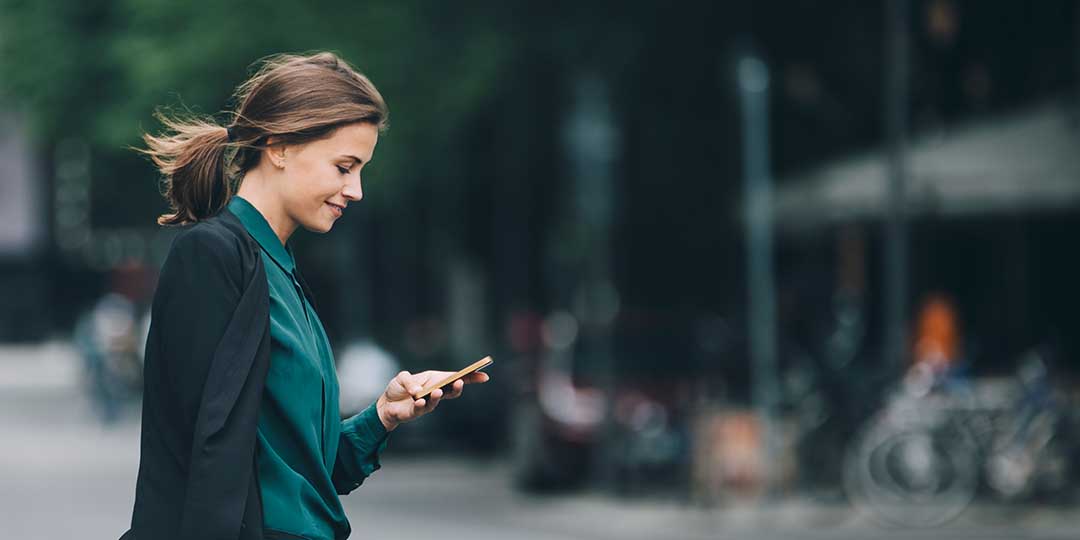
[0,0,512,212]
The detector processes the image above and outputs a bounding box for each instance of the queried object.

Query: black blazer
[120,206,321,540]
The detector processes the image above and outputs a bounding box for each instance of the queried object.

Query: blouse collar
[227,195,296,274]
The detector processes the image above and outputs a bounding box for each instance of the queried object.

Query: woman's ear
[264,136,287,169]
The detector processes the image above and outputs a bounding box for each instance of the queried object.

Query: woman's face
[275,122,378,234]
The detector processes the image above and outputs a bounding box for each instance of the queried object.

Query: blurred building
[0,109,50,341]
[773,99,1080,375]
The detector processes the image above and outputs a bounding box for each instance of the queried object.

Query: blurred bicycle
[842,349,1075,527]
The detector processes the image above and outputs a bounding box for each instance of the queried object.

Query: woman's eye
[336,166,350,175]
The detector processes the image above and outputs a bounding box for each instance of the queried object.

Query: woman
[120,52,489,540]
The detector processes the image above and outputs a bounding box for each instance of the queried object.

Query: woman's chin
[302,220,335,234]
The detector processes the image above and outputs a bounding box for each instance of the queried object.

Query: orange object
[912,293,960,369]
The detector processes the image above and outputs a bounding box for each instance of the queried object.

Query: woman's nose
[342,175,363,201]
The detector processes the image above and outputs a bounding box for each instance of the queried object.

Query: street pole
[564,74,619,492]
[884,0,910,373]
[737,51,779,495]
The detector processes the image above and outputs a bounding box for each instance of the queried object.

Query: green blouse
[227,196,389,540]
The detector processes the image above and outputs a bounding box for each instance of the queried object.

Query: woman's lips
[326,202,344,216]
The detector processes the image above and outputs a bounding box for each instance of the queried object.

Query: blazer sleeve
[156,227,243,438]
[155,226,269,540]
[331,401,390,495]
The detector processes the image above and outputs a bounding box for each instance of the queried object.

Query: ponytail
[137,109,234,226]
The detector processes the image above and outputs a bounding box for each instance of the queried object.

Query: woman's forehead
[332,122,378,145]
[320,123,378,159]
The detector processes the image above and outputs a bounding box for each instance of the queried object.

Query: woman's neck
[235,173,296,246]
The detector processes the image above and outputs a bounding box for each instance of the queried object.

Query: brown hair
[136,51,389,226]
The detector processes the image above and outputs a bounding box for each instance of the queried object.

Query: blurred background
[2,0,1079,538]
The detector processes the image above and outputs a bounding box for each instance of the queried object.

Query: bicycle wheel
[843,421,978,527]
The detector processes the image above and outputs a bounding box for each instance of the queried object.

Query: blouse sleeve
[332,401,390,495]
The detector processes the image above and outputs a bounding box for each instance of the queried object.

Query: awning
[772,101,1080,229]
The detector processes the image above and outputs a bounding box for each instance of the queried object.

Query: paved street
[0,342,1076,539]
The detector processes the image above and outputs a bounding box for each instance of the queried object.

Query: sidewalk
[0,339,81,392]
[1,340,1077,540]
[347,454,1080,540]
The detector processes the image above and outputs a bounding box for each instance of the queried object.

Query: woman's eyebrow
[338,154,365,165]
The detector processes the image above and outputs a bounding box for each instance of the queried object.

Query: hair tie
[226,125,237,142]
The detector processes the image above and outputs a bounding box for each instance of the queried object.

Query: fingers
[426,387,443,409]
[391,368,491,422]
[443,379,465,400]
[463,371,490,384]
[412,387,441,414]
[424,372,489,400]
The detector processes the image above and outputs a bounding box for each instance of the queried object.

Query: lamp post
[737,51,779,495]
[563,74,620,491]
[884,0,911,372]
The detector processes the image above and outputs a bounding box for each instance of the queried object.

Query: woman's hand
[375,369,491,431]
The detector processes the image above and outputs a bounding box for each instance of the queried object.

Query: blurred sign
[0,110,45,257]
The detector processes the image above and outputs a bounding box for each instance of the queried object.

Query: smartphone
[412,356,493,400]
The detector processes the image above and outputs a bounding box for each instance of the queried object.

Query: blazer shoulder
[171,219,241,259]
[162,214,254,292]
